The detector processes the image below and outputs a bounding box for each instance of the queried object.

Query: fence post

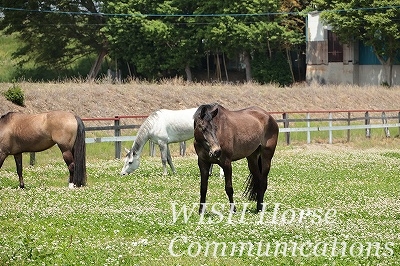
[365,111,371,138]
[114,116,121,159]
[347,112,351,142]
[30,152,36,166]
[283,113,290,145]
[398,112,400,137]
[328,112,333,144]
[381,111,390,138]
[306,113,311,144]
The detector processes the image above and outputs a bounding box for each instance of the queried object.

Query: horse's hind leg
[246,152,264,211]
[60,149,74,188]
[13,153,24,189]
[258,146,276,210]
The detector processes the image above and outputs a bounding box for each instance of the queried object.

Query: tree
[0,0,108,80]
[102,0,203,81]
[0,0,308,83]
[316,0,400,86]
[195,0,285,82]
[159,0,203,81]
[278,0,307,82]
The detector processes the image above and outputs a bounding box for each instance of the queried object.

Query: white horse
[121,108,223,176]
[121,108,197,175]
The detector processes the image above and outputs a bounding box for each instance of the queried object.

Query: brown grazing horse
[193,103,279,213]
[0,111,86,188]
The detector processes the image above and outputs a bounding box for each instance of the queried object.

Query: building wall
[307,64,400,86]
[307,12,327,42]
[358,65,400,86]
[306,12,399,86]
[306,63,356,85]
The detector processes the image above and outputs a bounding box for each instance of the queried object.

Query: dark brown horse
[193,103,279,213]
[0,111,86,188]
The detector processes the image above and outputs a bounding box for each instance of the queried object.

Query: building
[306,11,400,86]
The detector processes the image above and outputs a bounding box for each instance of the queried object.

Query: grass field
[0,142,399,265]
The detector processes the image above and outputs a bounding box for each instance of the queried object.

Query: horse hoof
[199,206,206,215]
[68,183,75,189]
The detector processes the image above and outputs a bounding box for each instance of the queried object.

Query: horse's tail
[244,156,262,201]
[73,116,87,187]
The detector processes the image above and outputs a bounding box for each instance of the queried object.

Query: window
[328,30,343,62]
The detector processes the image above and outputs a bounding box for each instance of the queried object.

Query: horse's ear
[210,107,219,118]
[124,148,130,154]
[200,105,208,119]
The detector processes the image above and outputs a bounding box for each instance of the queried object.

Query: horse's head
[120,148,141,175]
[193,103,222,159]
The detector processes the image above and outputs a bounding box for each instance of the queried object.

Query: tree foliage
[0,0,107,79]
[252,51,292,86]
[0,0,306,83]
[103,0,202,80]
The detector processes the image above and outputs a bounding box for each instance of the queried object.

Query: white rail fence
[28,110,400,164]
[275,109,400,145]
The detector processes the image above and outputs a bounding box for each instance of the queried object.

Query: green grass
[0,144,399,265]
[0,31,20,82]
[0,30,105,82]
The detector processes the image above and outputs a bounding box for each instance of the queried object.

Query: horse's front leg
[13,153,24,189]
[198,159,211,214]
[221,160,236,212]
[0,152,8,168]
[158,142,170,175]
[166,145,176,174]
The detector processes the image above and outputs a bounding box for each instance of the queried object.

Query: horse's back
[0,111,78,154]
[44,111,78,147]
[46,111,77,131]
[235,106,278,140]
[223,106,273,132]
[22,111,77,135]
[218,106,278,159]
[151,108,196,143]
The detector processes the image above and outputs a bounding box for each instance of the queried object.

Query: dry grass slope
[0,81,399,118]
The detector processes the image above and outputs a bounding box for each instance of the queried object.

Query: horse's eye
[128,161,133,165]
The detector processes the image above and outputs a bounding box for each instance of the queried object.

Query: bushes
[251,51,293,87]
[3,83,25,106]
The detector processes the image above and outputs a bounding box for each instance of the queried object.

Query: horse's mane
[131,111,159,152]
[194,103,220,120]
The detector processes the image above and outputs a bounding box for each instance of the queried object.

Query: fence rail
[27,109,400,165]
[274,110,400,145]
[85,109,400,156]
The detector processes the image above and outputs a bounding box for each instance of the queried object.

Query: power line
[0,6,400,18]
[0,6,295,17]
